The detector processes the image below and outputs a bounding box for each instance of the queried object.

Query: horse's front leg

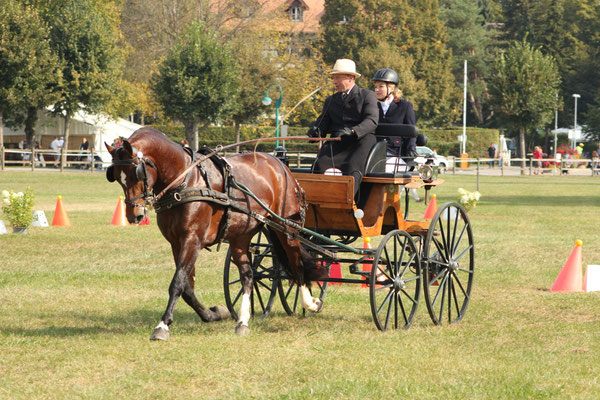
[150,240,229,341]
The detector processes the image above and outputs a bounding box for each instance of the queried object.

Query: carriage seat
[364,124,425,178]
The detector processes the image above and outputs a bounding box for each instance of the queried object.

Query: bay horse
[105,128,326,339]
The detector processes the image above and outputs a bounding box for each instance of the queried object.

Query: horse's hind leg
[229,238,253,335]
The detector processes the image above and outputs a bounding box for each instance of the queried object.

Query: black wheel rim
[223,229,279,320]
[422,202,474,325]
[369,230,421,331]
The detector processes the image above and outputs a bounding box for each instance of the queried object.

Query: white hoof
[306,298,324,313]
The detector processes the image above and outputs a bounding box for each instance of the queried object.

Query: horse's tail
[265,228,328,284]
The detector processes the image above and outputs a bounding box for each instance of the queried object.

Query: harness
[110,146,306,249]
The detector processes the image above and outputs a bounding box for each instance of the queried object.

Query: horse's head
[105,139,157,224]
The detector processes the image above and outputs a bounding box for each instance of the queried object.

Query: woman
[533,145,543,175]
[372,68,421,201]
[372,68,416,158]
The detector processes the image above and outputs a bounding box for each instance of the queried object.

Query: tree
[319,0,460,126]
[0,0,60,151]
[151,22,239,150]
[488,40,561,174]
[41,0,124,170]
[440,0,494,125]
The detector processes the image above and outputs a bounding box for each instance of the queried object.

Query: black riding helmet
[372,68,399,85]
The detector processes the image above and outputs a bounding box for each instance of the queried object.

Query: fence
[2,146,598,178]
[0,147,107,172]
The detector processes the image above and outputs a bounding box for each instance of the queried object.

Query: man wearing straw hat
[308,59,378,197]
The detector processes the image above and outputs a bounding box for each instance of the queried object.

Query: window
[290,7,303,22]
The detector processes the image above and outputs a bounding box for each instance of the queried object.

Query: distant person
[78,138,89,169]
[533,145,543,175]
[50,136,60,167]
[487,143,496,168]
[592,151,599,175]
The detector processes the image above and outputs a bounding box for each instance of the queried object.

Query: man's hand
[336,127,356,139]
[307,126,321,138]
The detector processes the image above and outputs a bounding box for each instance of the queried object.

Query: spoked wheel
[223,229,280,320]
[369,230,421,331]
[422,202,474,325]
[278,264,328,316]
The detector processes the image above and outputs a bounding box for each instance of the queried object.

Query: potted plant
[457,187,481,212]
[1,188,35,233]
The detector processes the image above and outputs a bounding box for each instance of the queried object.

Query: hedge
[149,124,499,156]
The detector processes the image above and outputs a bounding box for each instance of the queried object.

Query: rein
[150,136,340,205]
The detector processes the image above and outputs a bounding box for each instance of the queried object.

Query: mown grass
[1,170,599,399]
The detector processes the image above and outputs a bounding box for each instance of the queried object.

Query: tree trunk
[519,126,526,175]
[61,115,71,172]
[234,120,241,153]
[184,120,199,152]
[24,107,38,147]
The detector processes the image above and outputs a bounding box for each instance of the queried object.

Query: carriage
[223,124,474,331]
[106,123,474,339]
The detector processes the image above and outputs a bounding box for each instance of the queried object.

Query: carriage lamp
[418,165,437,182]
[262,83,283,148]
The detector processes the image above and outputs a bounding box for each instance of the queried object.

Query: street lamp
[572,93,581,149]
[262,83,283,148]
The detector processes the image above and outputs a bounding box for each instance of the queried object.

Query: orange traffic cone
[51,195,71,227]
[139,216,150,225]
[110,196,129,226]
[551,240,583,292]
[424,194,438,220]
[362,237,375,288]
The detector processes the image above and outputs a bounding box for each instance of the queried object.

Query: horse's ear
[105,142,115,155]
[122,140,134,157]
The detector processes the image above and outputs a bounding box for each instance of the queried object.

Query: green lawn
[1,170,599,399]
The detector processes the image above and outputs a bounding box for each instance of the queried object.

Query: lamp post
[262,83,283,148]
[572,93,580,149]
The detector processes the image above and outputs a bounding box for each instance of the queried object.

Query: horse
[105,128,327,339]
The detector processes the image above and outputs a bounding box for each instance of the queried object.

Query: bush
[1,187,35,228]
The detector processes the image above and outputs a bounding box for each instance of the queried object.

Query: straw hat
[330,59,361,77]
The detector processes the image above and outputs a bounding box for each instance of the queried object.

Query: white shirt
[50,139,59,151]
[379,97,394,116]
[342,84,355,97]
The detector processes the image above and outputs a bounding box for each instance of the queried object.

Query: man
[308,59,379,196]
[50,136,60,167]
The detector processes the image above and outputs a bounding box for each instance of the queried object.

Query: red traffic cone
[551,240,583,292]
[110,196,129,226]
[328,261,342,285]
[51,195,71,227]
[139,216,150,225]
[424,194,438,220]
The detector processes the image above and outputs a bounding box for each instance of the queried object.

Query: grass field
[1,170,599,399]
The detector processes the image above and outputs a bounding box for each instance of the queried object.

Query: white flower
[1,190,8,198]
[473,191,481,201]
[460,195,469,204]
[16,192,24,198]
[458,188,467,195]
[3,198,9,205]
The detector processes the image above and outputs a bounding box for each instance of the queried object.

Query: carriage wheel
[369,230,421,331]
[278,268,327,316]
[422,202,474,325]
[223,229,279,320]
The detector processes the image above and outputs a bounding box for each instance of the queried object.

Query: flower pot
[12,227,28,234]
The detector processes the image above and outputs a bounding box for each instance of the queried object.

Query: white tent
[2,108,143,163]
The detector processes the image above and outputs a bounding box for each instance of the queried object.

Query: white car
[415,146,451,173]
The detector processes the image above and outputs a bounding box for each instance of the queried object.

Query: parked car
[415,146,451,173]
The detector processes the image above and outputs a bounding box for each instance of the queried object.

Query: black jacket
[378,99,416,157]
[312,85,379,195]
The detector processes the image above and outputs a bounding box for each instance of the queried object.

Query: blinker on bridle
[109,150,157,209]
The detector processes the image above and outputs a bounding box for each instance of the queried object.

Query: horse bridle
[108,151,157,209]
